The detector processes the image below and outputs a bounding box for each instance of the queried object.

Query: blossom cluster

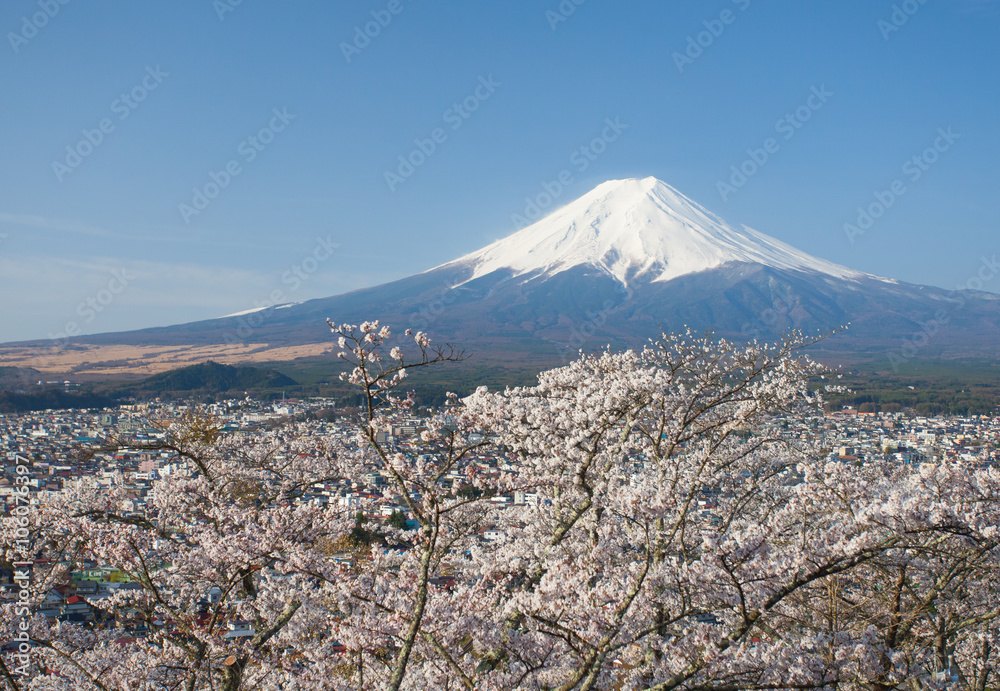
[1,324,997,690]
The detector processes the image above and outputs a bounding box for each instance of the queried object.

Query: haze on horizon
[1,0,998,343]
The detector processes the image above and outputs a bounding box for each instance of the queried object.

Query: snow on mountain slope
[439,177,869,287]
[220,303,299,318]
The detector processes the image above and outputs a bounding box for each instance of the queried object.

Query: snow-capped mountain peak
[442,177,865,287]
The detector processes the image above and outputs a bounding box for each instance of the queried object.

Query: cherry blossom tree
[315,320,508,691]
[320,325,1000,690]
[0,412,357,690]
[771,461,1000,690]
[2,322,998,691]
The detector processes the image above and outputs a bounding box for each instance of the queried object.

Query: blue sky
[1,0,998,342]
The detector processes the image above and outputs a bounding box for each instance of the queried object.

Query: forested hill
[138,362,297,392]
[0,389,116,414]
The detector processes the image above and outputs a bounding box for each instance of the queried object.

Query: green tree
[385,510,409,531]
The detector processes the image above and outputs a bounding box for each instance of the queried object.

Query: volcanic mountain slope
[8,177,1000,370]
[442,176,867,286]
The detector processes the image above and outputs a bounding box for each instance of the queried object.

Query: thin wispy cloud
[0,212,297,252]
[0,213,124,240]
[0,254,279,342]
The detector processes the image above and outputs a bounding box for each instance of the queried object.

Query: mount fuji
[443,176,868,287]
[28,177,1000,368]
